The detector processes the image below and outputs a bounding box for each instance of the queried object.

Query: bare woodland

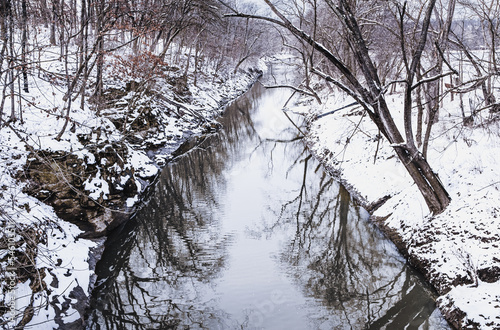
[222,0,500,215]
[0,0,273,132]
[0,0,498,213]
[0,0,500,328]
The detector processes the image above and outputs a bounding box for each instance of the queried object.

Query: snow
[0,176,97,328]
[30,218,97,328]
[4,22,496,328]
[439,282,500,327]
[0,29,260,328]
[302,72,500,328]
[128,147,159,179]
[84,169,110,200]
[126,196,138,208]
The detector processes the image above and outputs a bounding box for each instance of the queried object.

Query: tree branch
[315,102,358,119]
[224,2,370,102]
[259,82,321,103]
[310,67,370,113]
[411,71,456,91]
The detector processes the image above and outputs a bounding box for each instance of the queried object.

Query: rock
[477,266,500,283]
[122,176,137,197]
[20,141,152,237]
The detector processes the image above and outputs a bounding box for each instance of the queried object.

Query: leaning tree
[223,0,452,214]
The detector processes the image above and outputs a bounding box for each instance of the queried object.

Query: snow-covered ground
[301,78,500,328]
[0,36,261,328]
[3,37,499,328]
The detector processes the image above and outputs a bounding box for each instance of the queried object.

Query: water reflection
[276,180,438,328]
[87,72,448,329]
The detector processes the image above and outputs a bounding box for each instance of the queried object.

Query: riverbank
[299,86,500,328]
[0,45,262,327]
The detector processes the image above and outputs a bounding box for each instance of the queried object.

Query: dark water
[86,70,450,329]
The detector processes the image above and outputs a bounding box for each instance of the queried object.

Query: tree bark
[94,0,104,114]
[79,0,88,110]
[0,0,9,125]
[21,0,28,92]
[8,2,14,122]
[50,0,58,45]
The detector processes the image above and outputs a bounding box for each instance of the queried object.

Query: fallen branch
[315,101,358,119]
[259,82,322,104]
[155,93,207,121]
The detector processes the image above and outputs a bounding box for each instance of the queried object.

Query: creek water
[86,69,449,329]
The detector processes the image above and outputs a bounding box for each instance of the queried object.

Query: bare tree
[223,0,452,214]
[420,0,457,157]
[21,0,28,93]
[455,0,500,110]
[0,0,11,125]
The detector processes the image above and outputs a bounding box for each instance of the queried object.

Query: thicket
[0,0,276,134]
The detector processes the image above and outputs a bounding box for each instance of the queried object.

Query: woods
[222,0,500,215]
[0,0,275,131]
[0,1,273,327]
[1,0,500,328]
[0,2,497,216]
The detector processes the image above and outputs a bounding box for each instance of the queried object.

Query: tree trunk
[416,67,424,147]
[59,0,65,58]
[8,4,14,122]
[21,0,28,92]
[393,144,450,214]
[39,0,50,25]
[232,0,452,213]
[94,0,104,114]
[379,92,450,214]
[0,0,9,125]
[331,0,451,214]
[422,0,456,157]
[194,41,203,86]
[79,0,88,110]
[50,0,58,45]
[55,35,72,140]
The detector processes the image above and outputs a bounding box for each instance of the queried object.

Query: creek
[86,68,449,329]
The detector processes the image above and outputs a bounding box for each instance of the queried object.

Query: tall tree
[21,0,28,92]
[420,0,457,157]
[224,0,451,214]
[0,0,11,125]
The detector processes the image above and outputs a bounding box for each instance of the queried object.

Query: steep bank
[0,53,262,328]
[300,88,500,328]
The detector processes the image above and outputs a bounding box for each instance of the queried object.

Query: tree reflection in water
[272,155,438,328]
[86,77,447,329]
[87,85,268,329]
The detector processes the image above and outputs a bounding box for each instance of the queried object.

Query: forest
[1,0,499,328]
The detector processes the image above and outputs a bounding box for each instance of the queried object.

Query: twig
[478,181,500,191]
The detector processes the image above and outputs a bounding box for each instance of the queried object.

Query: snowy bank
[302,85,500,328]
[0,46,261,328]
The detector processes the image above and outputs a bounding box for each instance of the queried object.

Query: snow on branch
[310,67,370,113]
[224,1,366,98]
[315,102,358,119]
[411,71,457,91]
